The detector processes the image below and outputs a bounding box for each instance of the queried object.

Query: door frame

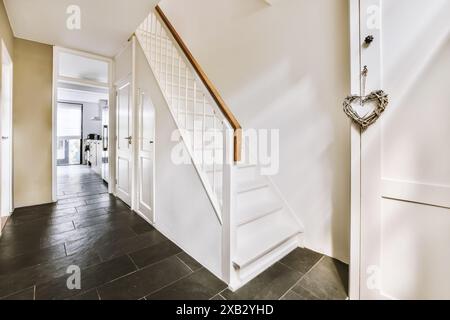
[52,46,115,201]
[0,39,14,219]
[349,0,385,300]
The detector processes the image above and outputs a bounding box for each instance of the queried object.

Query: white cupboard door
[115,81,133,206]
[137,89,155,223]
[352,0,450,300]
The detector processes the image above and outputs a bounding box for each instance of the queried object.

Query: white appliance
[100,100,109,183]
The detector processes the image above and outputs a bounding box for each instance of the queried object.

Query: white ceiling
[4,0,159,57]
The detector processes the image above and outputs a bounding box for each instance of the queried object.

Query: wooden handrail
[155,5,242,162]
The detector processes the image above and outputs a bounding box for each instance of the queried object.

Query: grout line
[175,254,194,273]
[218,293,226,300]
[143,267,195,300]
[278,256,325,300]
[95,254,184,300]
[96,288,101,301]
[127,254,140,270]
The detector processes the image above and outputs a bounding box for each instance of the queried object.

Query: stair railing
[136,6,241,223]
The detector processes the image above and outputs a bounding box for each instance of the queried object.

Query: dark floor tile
[221,263,302,300]
[0,236,45,257]
[68,289,100,300]
[1,287,35,300]
[0,243,66,275]
[0,250,101,298]
[75,202,114,213]
[281,288,319,300]
[35,255,136,300]
[176,252,203,272]
[280,247,323,274]
[76,199,128,214]
[11,213,75,227]
[293,257,348,300]
[55,201,86,210]
[96,230,167,262]
[84,195,114,205]
[129,240,182,268]
[129,218,155,235]
[10,207,77,224]
[1,221,75,241]
[147,268,226,300]
[63,226,137,256]
[41,216,136,248]
[97,256,191,300]
[72,210,142,230]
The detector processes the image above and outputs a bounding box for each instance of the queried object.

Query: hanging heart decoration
[343,90,389,130]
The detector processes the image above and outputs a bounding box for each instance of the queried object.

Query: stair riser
[236,166,258,184]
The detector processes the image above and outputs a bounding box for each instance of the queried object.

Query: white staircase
[136,8,304,290]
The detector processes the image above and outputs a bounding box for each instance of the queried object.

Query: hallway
[0,166,348,300]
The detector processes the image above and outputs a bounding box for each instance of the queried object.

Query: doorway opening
[52,47,113,201]
[0,40,13,230]
[57,102,83,166]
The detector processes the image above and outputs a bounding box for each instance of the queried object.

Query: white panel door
[351,0,450,300]
[115,81,133,206]
[1,42,13,217]
[136,89,155,222]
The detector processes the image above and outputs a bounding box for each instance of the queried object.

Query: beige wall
[160,0,351,262]
[13,38,53,208]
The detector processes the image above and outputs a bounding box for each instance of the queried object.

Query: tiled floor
[0,165,348,300]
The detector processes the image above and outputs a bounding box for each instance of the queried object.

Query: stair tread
[237,199,283,226]
[237,178,268,193]
[234,216,301,268]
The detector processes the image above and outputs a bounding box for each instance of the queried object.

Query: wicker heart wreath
[343,90,389,130]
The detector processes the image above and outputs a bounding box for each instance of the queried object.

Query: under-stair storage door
[352,0,450,300]
[115,80,133,206]
[137,89,155,222]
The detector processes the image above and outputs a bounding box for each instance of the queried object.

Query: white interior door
[1,41,13,218]
[115,80,133,206]
[136,89,155,222]
[350,0,450,300]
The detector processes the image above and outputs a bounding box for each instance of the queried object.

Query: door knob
[364,35,374,47]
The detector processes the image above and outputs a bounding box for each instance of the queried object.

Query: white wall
[160,0,351,262]
[135,40,223,278]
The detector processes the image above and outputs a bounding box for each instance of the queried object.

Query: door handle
[149,141,154,144]
[1,136,9,140]
[125,136,132,145]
